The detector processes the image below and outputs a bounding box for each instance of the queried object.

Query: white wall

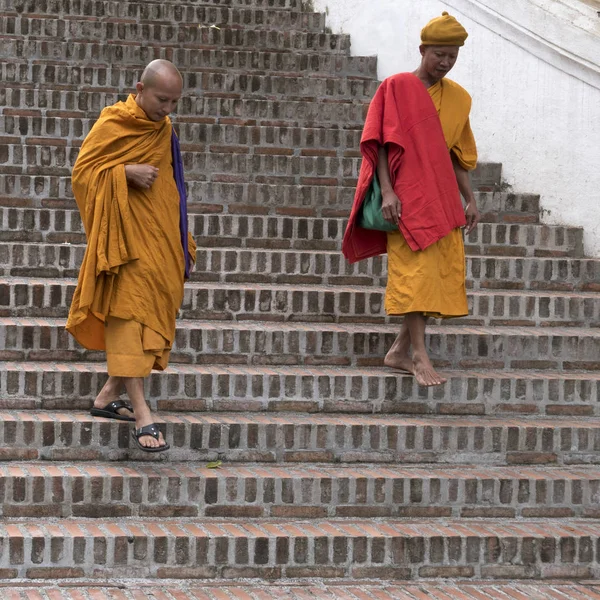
[315,0,600,256]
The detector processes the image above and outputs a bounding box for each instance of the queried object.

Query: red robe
[342,72,466,264]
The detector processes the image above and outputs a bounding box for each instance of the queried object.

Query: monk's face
[419,45,459,82]
[135,74,182,122]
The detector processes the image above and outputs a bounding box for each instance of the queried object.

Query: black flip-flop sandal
[90,399,135,422]
[131,423,170,453]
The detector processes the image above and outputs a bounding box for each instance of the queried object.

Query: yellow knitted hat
[420,11,468,47]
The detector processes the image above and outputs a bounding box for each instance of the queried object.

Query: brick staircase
[1,0,600,595]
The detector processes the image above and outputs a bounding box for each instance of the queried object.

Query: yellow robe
[385,78,477,318]
[66,95,196,376]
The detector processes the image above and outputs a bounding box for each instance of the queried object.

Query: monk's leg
[383,319,415,374]
[123,377,167,449]
[94,376,133,418]
[404,312,446,386]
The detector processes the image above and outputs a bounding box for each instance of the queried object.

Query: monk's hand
[464,201,480,234]
[125,164,159,190]
[381,190,402,226]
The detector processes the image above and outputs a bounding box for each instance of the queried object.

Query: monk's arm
[452,153,480,234]
[378,145,401,226]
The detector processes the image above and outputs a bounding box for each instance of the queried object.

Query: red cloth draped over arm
[342,73,466,264]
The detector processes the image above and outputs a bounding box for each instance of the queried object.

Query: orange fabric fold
[66,95,194,352]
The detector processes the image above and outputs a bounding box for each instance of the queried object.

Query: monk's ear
[135,82,144,95]
[419,45,426,58]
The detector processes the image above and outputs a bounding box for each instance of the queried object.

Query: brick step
[1,409,600,465]
[1,146,370,181]
[0,246,598,292]
[187,248,599,290]
[0,516,597,580]
[1,67,375,102]
[1,41,376,77]
[0,90,372,129]
[4,0,306,14]
[0,180,523,219]
[7,583,600,600]
[2,361,598,417]
[1,118,368,153]
[2,278,599,328]
[1,9,327,32]
[2,462,600,520]
[0,312,599,369]
[0,208,580,257]
[0,26,352,60]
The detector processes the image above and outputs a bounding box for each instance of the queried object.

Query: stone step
[2,462,599,520]
[0,89,372,129]
[1,41,376,77]
[0,516,597,580]
[0,316,599,369]
[0,410,599,465]
[2,8,327,32]
[1,65,374,100]
[2,118,367,153]
[0,246,598,291]
[1,277,599,328]
[0,24,352,61]
[3,271,600,327]
[1,146,370,181]
[187,248,599,290]
[4,0,307,15]
[7,583,600,600]
[0,209,580,257]
[2,361,598,417]
[0,179,521,217]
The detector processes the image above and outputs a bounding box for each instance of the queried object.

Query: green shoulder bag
[358,172,398,232]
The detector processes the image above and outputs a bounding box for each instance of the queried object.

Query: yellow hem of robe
[105,317,171,378]
[385,228,468,319]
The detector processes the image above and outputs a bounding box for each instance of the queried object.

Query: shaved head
[135,60,183,122]
[140,59,183,90]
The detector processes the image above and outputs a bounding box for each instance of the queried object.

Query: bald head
[135,60,183,122]
[140,60,183,90]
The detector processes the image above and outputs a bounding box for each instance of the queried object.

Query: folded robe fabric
[66,94,195,351]
[341,72,466,264]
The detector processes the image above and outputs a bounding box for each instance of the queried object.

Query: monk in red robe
[342,12,480,386]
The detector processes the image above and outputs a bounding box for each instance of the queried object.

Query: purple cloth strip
[171,128,191,279]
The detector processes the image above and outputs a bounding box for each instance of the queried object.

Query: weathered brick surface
[1,361,598,417]
[1,41,375,76]
[4,0,307,17]
[1,243,597,290]
[1,317,600,369]
[1,0,600,586]
[0,517,597,579]
[1,278,599,326]
[0,208,583,256]
[0,177,514,213]
[1,462,599,519]
[1,8,328,32]
[0,410,597,464]
[0,88,371,128]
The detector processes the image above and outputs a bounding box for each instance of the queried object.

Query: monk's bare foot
[384,352,415,375]
[135,415,167,449]
[412,351,447,386]
[94,377,133,418]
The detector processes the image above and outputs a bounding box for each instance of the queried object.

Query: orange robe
[385,77,477,318]
[66,95,196,375]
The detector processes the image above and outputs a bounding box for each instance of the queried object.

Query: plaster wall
[314,0,600,256]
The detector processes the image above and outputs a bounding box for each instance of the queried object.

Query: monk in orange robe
[66,60,196,451]
[379,13,480,385]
